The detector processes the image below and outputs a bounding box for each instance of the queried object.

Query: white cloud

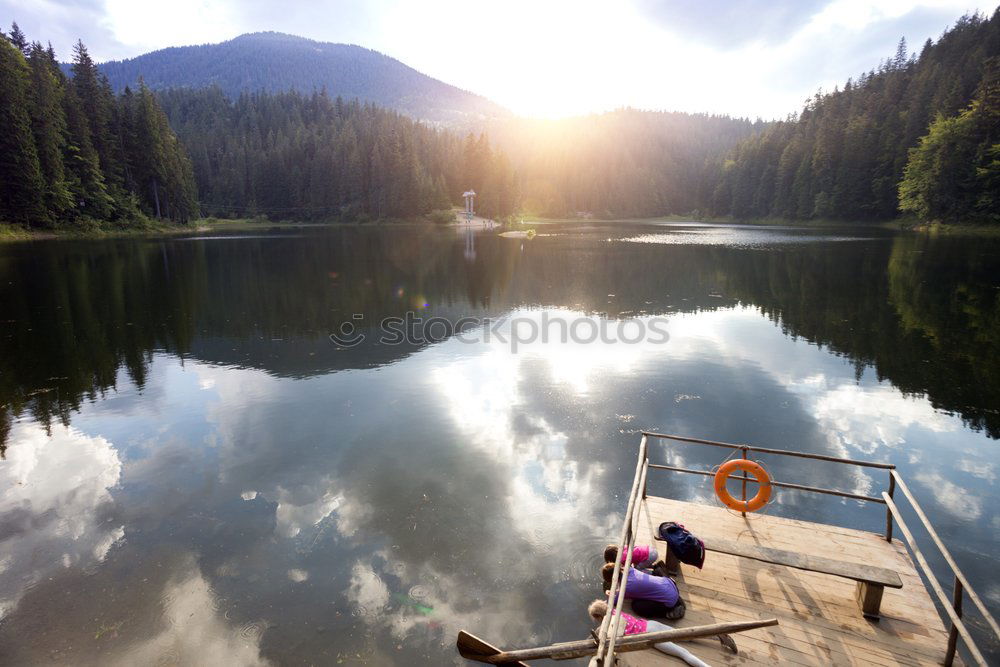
[347,562,390,619]
[957,459,996,482]
[914,472,984,520]
[805,382,956,454]
[3,0,986,117]
[112,564,270,666]
[0,422,124,618]
[273,487,342,538]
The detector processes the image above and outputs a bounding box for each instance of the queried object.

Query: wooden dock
[458,433,996,667]
[622,495,955,666]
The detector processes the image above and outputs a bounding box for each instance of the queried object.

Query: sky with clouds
[1,1,994,120]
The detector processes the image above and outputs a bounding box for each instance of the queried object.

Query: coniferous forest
[0,28,197,227]
[155,88,518,221]
[1,9,999,229]
[712,12,1000,223]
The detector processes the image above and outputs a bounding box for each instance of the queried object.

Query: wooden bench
[656,536,903,619]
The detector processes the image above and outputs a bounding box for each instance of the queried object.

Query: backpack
[658,521,706,569]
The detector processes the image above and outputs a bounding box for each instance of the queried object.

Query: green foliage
[976,143,1000,217]
[898,112,978,219]
[426,209,457,224]
[0,39,48,226]
[899,56,1000,223]
[156,88,517,221]
[712,11,1000,222]
[26,43,73,216]
[0,25,198,228]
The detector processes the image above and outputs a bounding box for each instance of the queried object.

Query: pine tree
[712,11,1000,222]
[892,37,909,70]
[0,39,48,225]
[132,81,168,218]
[27,42,73,216]
[0,32,199,228]
[62,80,112,220]
[71,41,120,191]
[8,22,28,56]
[900,55,1000,222]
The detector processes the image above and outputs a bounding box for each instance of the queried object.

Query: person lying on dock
[602,562,686,620]
[588,599,711,667]
[604,543,664,573]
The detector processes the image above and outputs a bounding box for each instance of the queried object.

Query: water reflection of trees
[1,230,999,450]
[713,236,1000,438]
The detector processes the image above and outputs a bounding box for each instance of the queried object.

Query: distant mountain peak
[92,32,509,125]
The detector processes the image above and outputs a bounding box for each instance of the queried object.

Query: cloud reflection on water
[1,301,998,662]
[0,422,123,619]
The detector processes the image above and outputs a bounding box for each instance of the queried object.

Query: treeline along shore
[0,30,197,228]
[1,10,998,230]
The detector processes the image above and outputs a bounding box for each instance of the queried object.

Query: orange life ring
[714,459,772,512]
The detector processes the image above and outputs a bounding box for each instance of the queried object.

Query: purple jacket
[622,567,679,606]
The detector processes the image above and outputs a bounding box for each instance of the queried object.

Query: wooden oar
[457,617,778,664]
[457,631,531,667]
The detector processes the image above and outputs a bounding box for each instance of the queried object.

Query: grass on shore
[0,216,382,242]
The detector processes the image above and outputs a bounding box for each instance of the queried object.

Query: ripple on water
[525,512,556,556]
[239,620,265,642]
[501,618,553,648]
[566,535,612,595]
[528,624,554,647]
[408,584,432,603]
[158,591,177,628]
[153,647,180,666]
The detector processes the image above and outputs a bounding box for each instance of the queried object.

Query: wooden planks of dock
[620,496,957,666]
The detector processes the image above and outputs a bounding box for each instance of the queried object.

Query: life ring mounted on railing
[714,459,772,513]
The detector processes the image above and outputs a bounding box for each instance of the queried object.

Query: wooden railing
[590,434,648,666]
[590,432,999,667]
[883,471,1000,666]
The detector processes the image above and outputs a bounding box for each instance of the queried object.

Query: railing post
[944,576,964,666]
[594,436,647,664]
[885,471,895,541]
[740,445,749,517]
[643,438,650,500]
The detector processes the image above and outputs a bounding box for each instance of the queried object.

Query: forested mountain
[157,86,757,221]
[711,10,1000,223]
[93,32,508,125]
[497,111,764,217]
[156,88,517,220]
[6,10,998,229]
[0,25,197,227]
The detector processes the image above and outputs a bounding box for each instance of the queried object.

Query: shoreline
[3,215,998,243]
[0,217,450,243]
[520,215,1000,235]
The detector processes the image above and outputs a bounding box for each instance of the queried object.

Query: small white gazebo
[462,190,476,222]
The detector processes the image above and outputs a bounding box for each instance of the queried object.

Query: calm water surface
[1,222,999,664]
